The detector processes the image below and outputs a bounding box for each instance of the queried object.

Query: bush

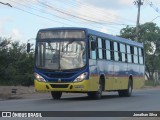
[0,38,34,86]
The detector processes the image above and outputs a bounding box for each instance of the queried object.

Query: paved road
[0,88,160,120]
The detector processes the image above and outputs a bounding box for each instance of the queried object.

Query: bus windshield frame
[35,30,87,71]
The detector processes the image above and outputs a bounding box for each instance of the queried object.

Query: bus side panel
[128,64,139,88]
[112,62,128,90]
[96,60,114,91]
[128,64,145,89]
[88,59,99,91]
[89,59,145,91]
[104,61,114,90]
[134,64,145,89]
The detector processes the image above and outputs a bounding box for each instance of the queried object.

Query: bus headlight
[74,72,88,82]
[34,73,46,82]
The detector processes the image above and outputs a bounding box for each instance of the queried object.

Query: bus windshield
[36,40,86,70]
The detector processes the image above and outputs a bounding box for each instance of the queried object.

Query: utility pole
[134,0,143,41]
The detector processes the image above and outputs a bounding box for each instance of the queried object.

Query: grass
[145,80,160,86]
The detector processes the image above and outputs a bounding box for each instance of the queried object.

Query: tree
[0,37,34,86]
[0,38,11,82]
[119,22,160,80]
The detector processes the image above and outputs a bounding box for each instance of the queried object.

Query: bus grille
[50,84,69,88]
[44,73,74,78]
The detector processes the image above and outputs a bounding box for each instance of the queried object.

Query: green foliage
[119,22,160,81]
[145,80,160,86]
[0,37,34,86]
[120,25,136,40]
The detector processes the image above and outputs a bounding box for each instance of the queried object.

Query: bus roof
[38,27,143,48]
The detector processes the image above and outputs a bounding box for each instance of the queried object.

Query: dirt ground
[0,85,160,101]
[0,86,39,100]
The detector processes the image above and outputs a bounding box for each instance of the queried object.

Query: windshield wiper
[48,42,57,52]
[62,39,75,51]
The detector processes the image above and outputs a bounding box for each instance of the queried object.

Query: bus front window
[36,40,86,70]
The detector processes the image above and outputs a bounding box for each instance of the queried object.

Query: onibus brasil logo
[2,112,42,117]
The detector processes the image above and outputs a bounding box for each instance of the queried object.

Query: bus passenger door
[89,59,98,91]
[88,35,98,91]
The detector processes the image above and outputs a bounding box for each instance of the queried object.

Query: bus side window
[105,40,111,60]
[120,43,126,62]
[114,42,119,61]
[89,35,97,59]
[97,38,103,59]
[139,48,144,64]
[127,45,132,63]
[133,47,138,64]
[110,41,114,60]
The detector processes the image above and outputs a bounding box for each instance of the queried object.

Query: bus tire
[118,79,132,97]
[51,91,62,99]
[87,80,102,99]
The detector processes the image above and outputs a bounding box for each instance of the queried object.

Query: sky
[0,0,160,43]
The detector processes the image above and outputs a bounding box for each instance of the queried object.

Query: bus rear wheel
[87,80,102,99]
[118,79,132,97]
[51,91,62,99]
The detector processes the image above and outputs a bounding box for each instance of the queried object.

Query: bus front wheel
[51,91,62,99]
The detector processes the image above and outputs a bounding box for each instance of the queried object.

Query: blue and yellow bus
[27,27,145,99]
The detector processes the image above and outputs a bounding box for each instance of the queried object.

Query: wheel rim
[128,84,132,94]
[98,83,102,96]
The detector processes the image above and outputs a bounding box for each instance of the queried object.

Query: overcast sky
[0,0,160,43]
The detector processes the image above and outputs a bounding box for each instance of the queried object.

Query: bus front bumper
[34,80,92,92]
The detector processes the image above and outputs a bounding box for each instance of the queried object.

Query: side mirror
[91,41,96,51]
[27,43,30,53]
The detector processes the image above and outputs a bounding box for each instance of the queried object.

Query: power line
[1,0,136,29]
[4,0,128,34]
[9,0,112,30]
[9,0,75,26]
[52,0,117,23]
[145,0,160,14]
[70,0,136,24]
[38,1,110,25]
[8,0,118,33]
[151,16,160,22]
[8,0,73,26]
[38,1,135,26]
[21,0,126,32]
[0,1,12,7]
[36,0,130,32]
[51,0,136,26]
[14,7,72,26]
[51,0,124,25]
[13,0,134,27]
